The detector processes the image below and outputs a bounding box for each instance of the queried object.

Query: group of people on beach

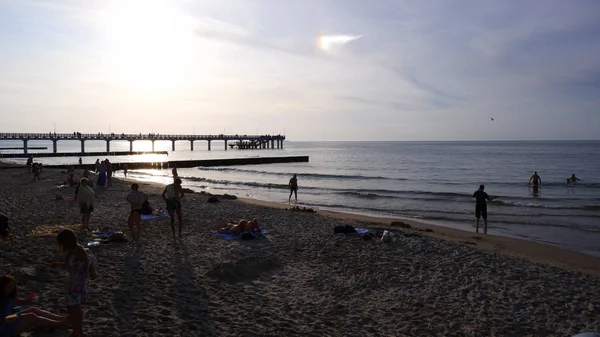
[1,228,96,336]
[473,170,584,234]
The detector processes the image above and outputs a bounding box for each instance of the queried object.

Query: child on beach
[50,229,94,337]
[1,274,69,336]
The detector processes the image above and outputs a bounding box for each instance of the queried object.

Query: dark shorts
[166,199,181,214]
[475,205,487,219]
[80,204,94,214]
[290,186,298,192]
[130,209,142,215]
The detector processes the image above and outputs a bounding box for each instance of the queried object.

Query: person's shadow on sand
[113,243,146,334]
[170,242,216,335]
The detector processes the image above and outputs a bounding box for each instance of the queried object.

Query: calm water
[3,140,600,256]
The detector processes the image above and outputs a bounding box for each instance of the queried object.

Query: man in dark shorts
[472,185,495,234]
[0,212,13,247]
[288,174,298,202]
[127,183,147,242]
[162,178,185,238]
[528,171,542,196]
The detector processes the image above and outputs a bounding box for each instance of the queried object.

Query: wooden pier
[0,133,286,155]
[0,151,168,159]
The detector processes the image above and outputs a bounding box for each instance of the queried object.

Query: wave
[128,171,600,211]
[195,166,407,181]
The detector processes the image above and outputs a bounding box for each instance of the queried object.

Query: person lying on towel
[217,218,260,236]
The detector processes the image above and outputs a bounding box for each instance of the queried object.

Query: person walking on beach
[127,183,147,242]
[171,165,178,179]
[123,163,128,177]
[528,171,542,196]
[50,229,94,337]
[105,159,113,187]
[472,185,495,234]
[162,178,185,238]
[288,174,298,202]
[96,161,106,187]
[75,178,95,228]
[94,159,100,173]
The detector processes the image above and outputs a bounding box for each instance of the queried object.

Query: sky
[0,0,599,141]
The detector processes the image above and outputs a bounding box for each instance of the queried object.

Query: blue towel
[141,213,169,221]
[214,229,269,240]
[356,228,369,234]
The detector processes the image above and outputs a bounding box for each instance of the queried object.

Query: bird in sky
[490,118,494,121]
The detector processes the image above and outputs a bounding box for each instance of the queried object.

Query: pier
[0,151,168,159]
[0,133,286,155]
[43,156,309,170]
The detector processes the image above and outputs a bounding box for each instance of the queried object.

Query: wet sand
[1,168,599,336]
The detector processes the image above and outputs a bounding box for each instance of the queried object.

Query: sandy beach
[1,167,600,337]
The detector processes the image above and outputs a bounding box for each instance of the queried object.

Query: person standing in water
[472,185,495,234]
[162,178,184,238]
[171,166,178,179]
[567,173,582,184]
[288,174,298,202]
[123,164,128,177]
[528,171,542,195]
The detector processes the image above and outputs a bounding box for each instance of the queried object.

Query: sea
[2,139,600,256]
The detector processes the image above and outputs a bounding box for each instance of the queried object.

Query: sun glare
[318,34,363,52]
[98,1,200,92]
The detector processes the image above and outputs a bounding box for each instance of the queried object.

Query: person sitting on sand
[0,212,13,247]
[64,174,77,187]
[217,220,248,236]
[1,274,70,336]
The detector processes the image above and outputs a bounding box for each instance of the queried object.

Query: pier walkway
[0,133,285,155]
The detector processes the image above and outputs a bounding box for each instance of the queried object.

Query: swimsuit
[65,246,90,306]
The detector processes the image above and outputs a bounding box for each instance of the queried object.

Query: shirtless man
[127,183,147,242]
[162,178,184,237]
[528,171,542,195]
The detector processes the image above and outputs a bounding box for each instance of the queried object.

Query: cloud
[317,34,363,51]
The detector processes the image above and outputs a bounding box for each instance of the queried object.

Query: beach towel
[141,212,169,221]
[356,228,369,234]
[214,229,269,240]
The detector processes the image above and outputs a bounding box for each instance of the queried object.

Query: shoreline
[99,171,600,276]
[237,196,600,277]
[6,162,600,274]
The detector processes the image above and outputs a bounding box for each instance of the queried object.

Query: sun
[97,1,200,92]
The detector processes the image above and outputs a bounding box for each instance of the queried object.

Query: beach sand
[1,167,600,336]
